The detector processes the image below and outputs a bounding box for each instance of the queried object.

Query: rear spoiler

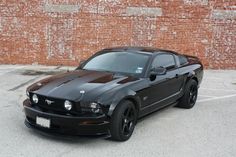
[184,55,199,60]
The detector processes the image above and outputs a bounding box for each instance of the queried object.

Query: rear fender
[183,71,197,91]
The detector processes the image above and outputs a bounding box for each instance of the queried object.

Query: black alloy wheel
[121,105,135,137]
[110,100,137,141]
[189,84,198,106]
[176,79,198,109]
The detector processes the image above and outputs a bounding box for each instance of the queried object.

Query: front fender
[97,89,141,117]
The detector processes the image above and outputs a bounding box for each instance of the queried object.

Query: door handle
[175,74,179,78]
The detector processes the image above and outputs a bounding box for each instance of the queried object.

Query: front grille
[30,94,81,115]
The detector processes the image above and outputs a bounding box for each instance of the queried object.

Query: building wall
[0,0,235,69]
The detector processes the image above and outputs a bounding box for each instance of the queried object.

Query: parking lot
[0,65,235,157]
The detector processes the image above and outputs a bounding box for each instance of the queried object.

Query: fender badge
[143,96,148,101]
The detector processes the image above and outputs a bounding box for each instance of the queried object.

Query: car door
[143,53,183,109]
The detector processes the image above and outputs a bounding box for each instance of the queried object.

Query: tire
[110,100,137,141]
[176,79,198,109]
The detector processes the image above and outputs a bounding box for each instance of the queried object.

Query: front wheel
[110,100,137,141]
[176,79,198,109]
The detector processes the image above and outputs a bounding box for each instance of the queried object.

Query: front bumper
[23,100,110,136]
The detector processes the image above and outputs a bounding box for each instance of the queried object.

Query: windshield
[82,52,150,76]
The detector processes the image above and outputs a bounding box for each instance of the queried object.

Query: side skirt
[138,101,178,119]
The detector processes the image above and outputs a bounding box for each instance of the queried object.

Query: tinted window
[83,52,150,75]
[178,55,188,65]
[152,54,176,70]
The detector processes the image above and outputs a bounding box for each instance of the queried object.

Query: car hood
[28,70,139,101]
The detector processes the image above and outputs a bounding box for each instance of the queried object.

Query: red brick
[0,0,235,69]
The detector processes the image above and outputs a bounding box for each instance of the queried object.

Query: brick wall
[0,0,235,69]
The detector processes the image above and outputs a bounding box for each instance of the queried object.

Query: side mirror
[149,67,167,81]
[151,67,167,75]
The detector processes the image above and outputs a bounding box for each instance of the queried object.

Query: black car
[23,47,203,141]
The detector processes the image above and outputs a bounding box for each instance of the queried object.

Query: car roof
[101,46,179,55]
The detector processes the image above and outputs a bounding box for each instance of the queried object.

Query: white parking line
[198,95,216,98]
[198,93,236,103]
[201,87,236,92]
[205,77,223,80]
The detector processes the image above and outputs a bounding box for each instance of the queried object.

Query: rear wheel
[110,100,137,141]
[176,79,198,109]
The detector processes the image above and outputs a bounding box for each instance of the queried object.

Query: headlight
[64,100,72,111]
[32,94,39,103]
[80,102,102,113]
[89,102,100,113]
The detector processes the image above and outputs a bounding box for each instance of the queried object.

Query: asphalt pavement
[0,65,235,157]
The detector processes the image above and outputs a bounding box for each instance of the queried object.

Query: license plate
[36,117,50,128]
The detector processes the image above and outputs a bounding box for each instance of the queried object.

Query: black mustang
[24,47,203,141]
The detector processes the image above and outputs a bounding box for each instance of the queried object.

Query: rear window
[178,55,188,66]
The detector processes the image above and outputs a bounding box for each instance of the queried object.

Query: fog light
[32,94,38,104]
[90,102,100,113]
[64,100,72,111]
[26,91,30,98]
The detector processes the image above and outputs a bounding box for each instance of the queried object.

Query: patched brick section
[0,0,235,69]
[212,10,236,20]
[131,17,157,46]
[45,19,76,60]
[44,4,80,13]
[183,0,208,5]
[125,7,162,17]
[208,21,236,69]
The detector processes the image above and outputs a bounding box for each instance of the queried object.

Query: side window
[178,55,188,66]
[152,54,176,70]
